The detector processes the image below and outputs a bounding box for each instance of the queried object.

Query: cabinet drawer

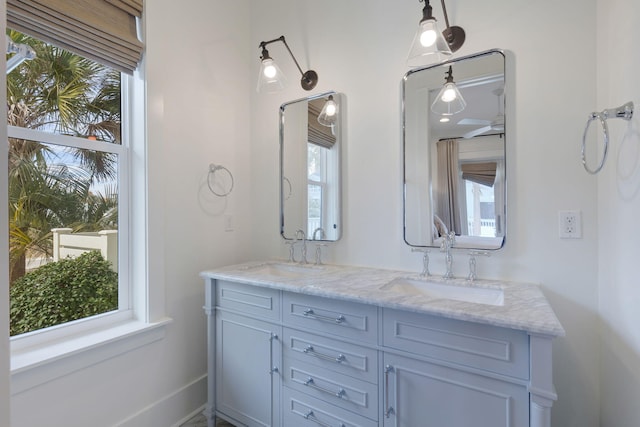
[283,387,378,427]
[383,308,529,380]
[283,328,378,384]
[283,356,378,420]
[216,280,280,321]
[283,293,377,344]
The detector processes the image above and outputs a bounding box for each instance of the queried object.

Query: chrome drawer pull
[303,345,346,363]
[268,332,279,375]
[384,365,395,418]
[303,410,346,427]
[304,377,347,399]
[302,308,346,324]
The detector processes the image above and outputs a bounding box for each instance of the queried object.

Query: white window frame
[8,64,169,394]
[307,143,327,236]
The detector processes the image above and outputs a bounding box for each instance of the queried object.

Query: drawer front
[283,328,378,384]
[283,356,378,420]
[283,293,377,344]
[383,308,529,379]
[283,387,378,427]
[216,280,280,321]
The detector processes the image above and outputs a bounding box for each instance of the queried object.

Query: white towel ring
[207,164,234,197]
[581,101,634,175]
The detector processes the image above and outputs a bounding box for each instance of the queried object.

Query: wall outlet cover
[558,210,582,239]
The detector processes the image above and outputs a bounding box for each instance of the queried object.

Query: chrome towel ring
[581,101,634,174]
[207,164,234,196]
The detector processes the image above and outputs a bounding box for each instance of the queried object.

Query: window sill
[10,317,173,395]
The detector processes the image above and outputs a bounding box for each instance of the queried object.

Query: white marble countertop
[201,260,565,338]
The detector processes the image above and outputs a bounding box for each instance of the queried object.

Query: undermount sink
[381,277,505,306]
[240,262,325,279]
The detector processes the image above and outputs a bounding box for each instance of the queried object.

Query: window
[459,160,505,237]
[7,31,131,336]
[307,143,325,236]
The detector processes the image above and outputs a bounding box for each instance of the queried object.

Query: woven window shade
[7,0,144,74]
[308,99,336,150]
[461,162,497,187]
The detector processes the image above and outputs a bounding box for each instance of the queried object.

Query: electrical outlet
[558,210,582,239]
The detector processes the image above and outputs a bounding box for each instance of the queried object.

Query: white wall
[597,0,640,426]
[249,1,600,426]
[8,1,253,426]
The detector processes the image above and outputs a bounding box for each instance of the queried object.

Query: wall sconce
[407,0,466,66]
[317,95,338,127]
[257,35,318,93]
[431,65,466,115]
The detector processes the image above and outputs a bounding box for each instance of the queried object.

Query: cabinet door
[383,353,528,427]
[216,310,281,427]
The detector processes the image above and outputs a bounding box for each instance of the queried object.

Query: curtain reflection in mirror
[435,139,461,234]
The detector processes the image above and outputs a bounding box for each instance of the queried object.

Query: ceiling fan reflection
[458,88,504,139]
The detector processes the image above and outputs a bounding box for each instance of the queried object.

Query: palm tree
[7,30,121,283]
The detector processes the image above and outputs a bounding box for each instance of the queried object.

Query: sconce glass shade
[257,57,286,93]
[431,81,466,115]
[407,18,452,66]
[318,95,338,127]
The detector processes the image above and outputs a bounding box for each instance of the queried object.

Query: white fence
[52,228,118,272]
[467,218,496,237]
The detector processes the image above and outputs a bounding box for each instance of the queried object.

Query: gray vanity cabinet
[210,281,282,427]
[382,308,530,426]
[382,353,528,426]
[203,275,558,427]
[280,292,379,426]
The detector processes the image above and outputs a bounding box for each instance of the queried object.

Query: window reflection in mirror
[403,50,506,250]
[280,92,342,241]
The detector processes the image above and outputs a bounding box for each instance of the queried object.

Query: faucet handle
[411,248,431,277]
[467,251,490,281]
[285,240,297,263]
[315,243,328,265]
[469,250,490,258]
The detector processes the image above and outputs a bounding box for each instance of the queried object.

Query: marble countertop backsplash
[201,260,565,337]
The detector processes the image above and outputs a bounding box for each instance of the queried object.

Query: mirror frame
[402,49,507,250]
[279,91,343,242]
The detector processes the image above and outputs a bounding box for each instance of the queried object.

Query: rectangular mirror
[403,50,506,250]
[280,92,342,241]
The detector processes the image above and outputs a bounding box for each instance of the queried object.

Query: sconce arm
[259,35,304,77]
[258,35,318,91]
[440,0,451,28]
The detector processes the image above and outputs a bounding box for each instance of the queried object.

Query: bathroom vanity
[201,261,564,427]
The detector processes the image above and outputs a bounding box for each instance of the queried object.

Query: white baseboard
[172,404,207,427]
[114,374,207,427]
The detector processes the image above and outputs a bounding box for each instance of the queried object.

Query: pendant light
[407,0,466,67]
[317,95,338,127]
[431,66,466,116]
[257,35,318,93]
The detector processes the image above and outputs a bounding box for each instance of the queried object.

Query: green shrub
[10,251,118,336]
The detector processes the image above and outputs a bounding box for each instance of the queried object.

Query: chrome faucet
[441,231,456,279]
[295,229,308,264]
